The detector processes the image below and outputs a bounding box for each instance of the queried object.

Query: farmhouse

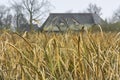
[40,13,104,32]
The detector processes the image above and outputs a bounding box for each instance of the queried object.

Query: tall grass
[0,30,120,80]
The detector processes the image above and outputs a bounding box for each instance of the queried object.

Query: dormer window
[74,22,79,26]
[60,22,64,26]
[72,19,79,26]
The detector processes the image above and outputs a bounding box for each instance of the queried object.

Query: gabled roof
[41,13,104,31]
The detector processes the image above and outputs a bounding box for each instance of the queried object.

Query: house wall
[43,24,94,32]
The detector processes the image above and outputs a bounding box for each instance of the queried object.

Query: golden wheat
[0,31,120,80]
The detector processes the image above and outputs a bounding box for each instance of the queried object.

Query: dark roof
[41,13,104,31]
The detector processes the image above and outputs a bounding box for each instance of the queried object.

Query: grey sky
[1,0,120,19]
[51,0,120,19]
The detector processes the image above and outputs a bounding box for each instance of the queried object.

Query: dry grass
[0,30,120,80]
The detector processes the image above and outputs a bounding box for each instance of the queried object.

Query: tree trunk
[16,15,19,31]
[30,12,33,31]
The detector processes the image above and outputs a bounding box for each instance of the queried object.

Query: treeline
[103,22,120,32]
[89,22,120,32]
[0,0,52,31]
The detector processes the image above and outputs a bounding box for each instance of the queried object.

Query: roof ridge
[50,13,94,15]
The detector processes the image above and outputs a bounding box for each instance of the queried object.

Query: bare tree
[110,6,120,23]
[3,9,13,29]
[11,1,27,31]
[0,5,7,28]
[87,3,102,16]
[0,5,13,29]
[22,0,51,31]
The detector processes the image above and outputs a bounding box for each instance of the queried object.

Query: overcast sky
[1,0,120,19]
